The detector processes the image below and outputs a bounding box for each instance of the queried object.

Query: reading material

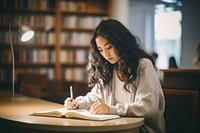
[31,108,120,121]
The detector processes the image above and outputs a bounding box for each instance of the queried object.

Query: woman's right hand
[64,98,78,110]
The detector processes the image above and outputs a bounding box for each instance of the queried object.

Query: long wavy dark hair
[87,19,153,92]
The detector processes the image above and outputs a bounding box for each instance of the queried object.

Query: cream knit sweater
[76,58,166,133]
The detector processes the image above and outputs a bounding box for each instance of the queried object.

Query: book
[30,108,120,121]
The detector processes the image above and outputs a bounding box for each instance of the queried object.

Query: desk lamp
[9,20,34,97]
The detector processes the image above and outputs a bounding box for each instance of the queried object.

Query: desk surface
[0,91,144,133]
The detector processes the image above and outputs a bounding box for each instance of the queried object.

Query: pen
[70,86,73,100]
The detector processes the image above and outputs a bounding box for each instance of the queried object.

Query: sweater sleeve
[75,84,103,110]
[110,59,164,118]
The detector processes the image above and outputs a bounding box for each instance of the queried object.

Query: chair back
[17,73,48,98]
[163,89,198,133]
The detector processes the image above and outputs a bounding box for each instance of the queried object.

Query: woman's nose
[104,50,110,57]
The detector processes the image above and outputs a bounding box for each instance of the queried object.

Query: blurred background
[0,0,199,102]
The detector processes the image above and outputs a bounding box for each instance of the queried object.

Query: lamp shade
[19,25,34,42]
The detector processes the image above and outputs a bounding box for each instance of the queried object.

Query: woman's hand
[90,102,109,115]
[64,98,78,110]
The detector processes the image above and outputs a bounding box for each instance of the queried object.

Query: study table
[0,90,144,133]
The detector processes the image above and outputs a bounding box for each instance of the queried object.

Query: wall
[128,0,155,52]
[181,0,200,68]
[111,0,129,27]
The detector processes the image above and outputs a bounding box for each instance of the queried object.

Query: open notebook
[30,108,120,121]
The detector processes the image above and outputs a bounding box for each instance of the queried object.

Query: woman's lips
[107,57,113,61]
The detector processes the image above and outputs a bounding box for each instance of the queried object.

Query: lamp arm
[9,23,16,97]
[8,20,34,97]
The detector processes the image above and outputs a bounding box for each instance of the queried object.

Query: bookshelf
[59,0,110,81]
[0,0,112,91]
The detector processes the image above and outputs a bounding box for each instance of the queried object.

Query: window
[154,3,182,69]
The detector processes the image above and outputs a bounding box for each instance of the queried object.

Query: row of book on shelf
[0,68,54,82]
[60,32,92,46]
[0,30,93,46]
[0,49,55,64]
[1,0,107,11]
[0,31,93,46]
[0,67,87,82]
[0,30,94,45]
[60,49,88,64]
[1,14,106,30]
[0,14,54,31]
[1,0,55,10]
[61,0,87,11]
[60,0,107,12]
[0,31,55,45]
[62,16,107,29]
[63,68,87,81]
[0,49,88,64]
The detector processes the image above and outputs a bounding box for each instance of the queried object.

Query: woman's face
[95,35,121,64]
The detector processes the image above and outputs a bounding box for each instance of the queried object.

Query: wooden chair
[20,82,43,98]
[17,73,48,98]
[163,89,198,133]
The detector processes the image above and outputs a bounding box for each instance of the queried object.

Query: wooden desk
[0,91,144,133]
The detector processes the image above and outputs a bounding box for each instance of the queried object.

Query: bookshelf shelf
[0,9,55,15]
[62,10,108,15]
[0,63,55,68]
[0,44,55,48]
[61,63,87,67]
[62,27,95,32]
[61,45,90,49]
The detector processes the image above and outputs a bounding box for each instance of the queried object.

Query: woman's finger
[90,102,101,114]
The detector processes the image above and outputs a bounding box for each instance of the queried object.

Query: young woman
[64,19,166,133]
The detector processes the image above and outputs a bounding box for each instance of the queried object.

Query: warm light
[20,25,34,42]
[21,31,34,42]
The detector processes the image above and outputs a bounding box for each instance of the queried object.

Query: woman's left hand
[90,102,109,115]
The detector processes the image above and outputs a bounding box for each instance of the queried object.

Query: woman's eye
[107,45,112,49]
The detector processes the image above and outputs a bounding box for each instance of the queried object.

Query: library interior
[0,0,200,133]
